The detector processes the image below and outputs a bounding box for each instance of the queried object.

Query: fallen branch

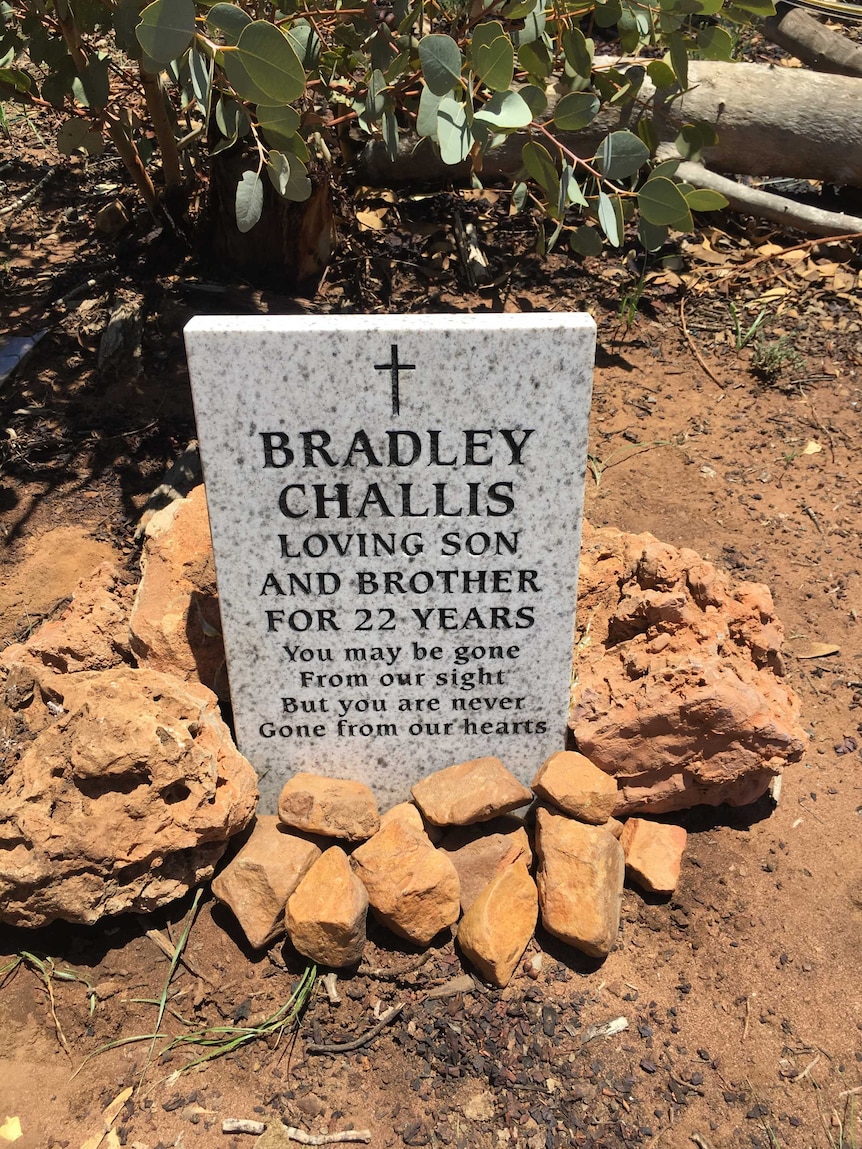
[305,1003,404,1053]
[674,161,862,236]
[281,1129,372,1146]
[222,1119,266,1134]
[0,165,58,218]
[764,4,862,78]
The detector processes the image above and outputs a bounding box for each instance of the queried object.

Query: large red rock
[0,661,257,927]
[531,750,618,824]
[0,562,133,674]
[129,486,227,697]
[570,524,806,814]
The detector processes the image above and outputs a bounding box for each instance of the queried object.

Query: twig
[742,996,750,1041]
[140,922,215,984]
[359,952,431,980]
[680,295,726,390]
[142,889,202,1078]
[282,1129,371,1145]
[222,1118,266,1134]
[794,1053,821,1082]
[305,1003,404,1053]
[0,165,58,217]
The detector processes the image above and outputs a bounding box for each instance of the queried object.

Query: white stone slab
[185,314,595,811]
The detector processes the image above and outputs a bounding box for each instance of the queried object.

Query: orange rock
[457,862,538,988]
[278,773,380,841]
[439,818,532,913]
[531,750,618,824]
[286,846,368,967]
[350,820,460,945]
[535,806,624,959]
[212,816,321,949]
[620,818,687,895]
[0,663,257,927]
[411,757,532,827]
[379,801,426,835]
[569,523,807,814]
[129,486,227,696]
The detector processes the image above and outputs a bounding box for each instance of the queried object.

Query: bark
[140,65,183,191]
[764,3,862,78]
[675,161,862,236]
[354,61,862,190]
[207,148,334,295]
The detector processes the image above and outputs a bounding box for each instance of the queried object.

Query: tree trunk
[764,3,862,78]
[207,148,334,296]
[354,61,862,190]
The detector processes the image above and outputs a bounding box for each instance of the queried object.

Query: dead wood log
[764,4,862,78]
[355,61,862,190]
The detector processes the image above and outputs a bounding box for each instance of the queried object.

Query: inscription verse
[185,314,595,810]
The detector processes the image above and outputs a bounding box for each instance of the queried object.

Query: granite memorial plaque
[185,314,595,810]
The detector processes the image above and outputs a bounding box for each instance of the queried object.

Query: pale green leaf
[553,91,599,132]
[189,46,212,111]
[472,22,514,91]
[595,130,650,180]
[417,86,444,137]
[685,187,729,211]
[215,96,250,142]
[225,20,305,105]
[570,225,603,256]
[135,0,196,67]
[669,31,689,88]
[518,39,551,80]
[697,25,733,59]
[638,216,668,251]
[257,103,300,149]
[519,84,547,117]
[647,59,675,88]
[521,139,559,202]
[638,175,693,228]
[266,150,312,201]
[206,2,251,45]
[57,118,104,155]
[561,26,593,79]
[382,109,399,161]
[511,0,546,47]
[72,53,109,107]
[597,190,622,246]
[285,20,321,72]
[436,96,472,164]
[235,169,263,232]
[474,89,532,130]
[419,33,462,96]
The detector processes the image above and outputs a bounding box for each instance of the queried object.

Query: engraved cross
[375,343,416,416]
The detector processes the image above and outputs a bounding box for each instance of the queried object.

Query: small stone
[286,846,368,967]
[535,806,624,959]
[211,816,321,949]
[531,750,618,825]
[411,757,532,827]
[457,862,538,988]
[350,820,460,945]
[95,199,130,236]
[620,818,687,895]
[439,818,532,912]
[278,773,380,842]
[379,801,425,835]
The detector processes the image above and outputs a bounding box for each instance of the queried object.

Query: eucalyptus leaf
[135,0,196,68]
[436,95,472,164]
[189,46,212,112]
[517,39,551,81]
[561,163,587,207]
[518,84,547,117]
[560,26,592,80]
[730,0,775,14]
[225,20,305,106]
[266,150,311,201]
[668,31,689,88]
[285,20,321,72]
[696,25,733,59]
[511,0,546,47]
[638,174,693,229]
[521,139,559,202]
[257,102,300,149]
[215,95,250,142]
[646,58,676,88]
[418,33,462,96]
[595,130,650,180]
[685,187,729,211]
[206,2,251,45]
[235,169,264,232]
[417,85,444,137]
[597,190,622,246]
[57,117,104,155]
[594,0,622,28]
[72,53,109,107]
[474,89,532,131]
[553,91,599,132]
[472,24,514,92]
[382,108,399,161]
[0,65,31,93]
[637,216,668,252]
[570,225,603,256]
[512,180,529,212]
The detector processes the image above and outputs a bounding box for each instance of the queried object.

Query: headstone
[185,314,595,811]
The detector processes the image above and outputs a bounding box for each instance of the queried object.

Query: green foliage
[0,0,765,246]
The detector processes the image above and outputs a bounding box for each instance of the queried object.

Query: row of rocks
[212,754,687,986]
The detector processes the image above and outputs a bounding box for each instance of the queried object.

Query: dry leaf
[778,249,808,265]
[802,440,822,455]
[797,643,840,659]
[356,208,387,231]
[0,1117,21,1143]
[756,242,784,257]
